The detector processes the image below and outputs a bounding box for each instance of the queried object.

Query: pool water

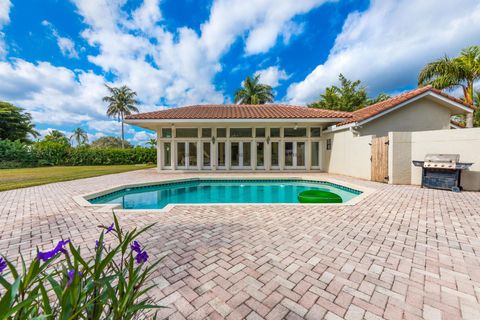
[89,179,361,209]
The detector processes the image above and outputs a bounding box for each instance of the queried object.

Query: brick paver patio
[1,169,480,319]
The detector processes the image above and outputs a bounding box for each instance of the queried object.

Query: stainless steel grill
[412,154,473,192]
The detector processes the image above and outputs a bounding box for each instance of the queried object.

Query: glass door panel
[163,142,171,167]
[177,142,186,167]
[188,142,197,167]
[285,142,294,167]
[203,142,211,167]
[271,142,279,168]
[311,142,319,167]
[296,142,305,167]
[217,142,226,168]
[256,142,265,168]
[231,142,240,167]
[243,142,251,167]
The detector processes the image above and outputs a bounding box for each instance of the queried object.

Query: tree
[474,90,480,127]
[146,138,157,149]
[43,130,70,146]
[418,45,480,104]
[0,102,39,143]
[308,74,390,111]
[103,85,139,148]
[70,128,89,146]
[234,75,274,104]
[91,136,133,149]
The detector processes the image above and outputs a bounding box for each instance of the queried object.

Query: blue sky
[0,0,479,145]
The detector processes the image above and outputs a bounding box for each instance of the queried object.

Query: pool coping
[73,176,376,213]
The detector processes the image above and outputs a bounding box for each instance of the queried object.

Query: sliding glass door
[176,142,197,169]
[230,141,251,169]
[284,141,305,169]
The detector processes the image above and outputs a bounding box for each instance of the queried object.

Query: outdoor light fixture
[266,136,270,144]
[294,123,298,130]
[211,136,216,144]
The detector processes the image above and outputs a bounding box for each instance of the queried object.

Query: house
[126,85,480,189]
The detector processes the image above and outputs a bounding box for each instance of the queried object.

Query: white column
[156,131,162,171]
[466,113,474,128]
[171,140,176,171]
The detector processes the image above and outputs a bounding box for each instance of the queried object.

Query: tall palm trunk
[121,112,125,149]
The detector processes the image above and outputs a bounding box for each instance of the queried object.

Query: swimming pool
[88,179,362,209]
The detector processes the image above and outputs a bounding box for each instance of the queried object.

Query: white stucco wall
[358,97,453,137]
[389,128,480,191]
[323,130,373,180]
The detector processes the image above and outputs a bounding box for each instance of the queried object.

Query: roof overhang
[126,117,348,131]
[326,91,474,133]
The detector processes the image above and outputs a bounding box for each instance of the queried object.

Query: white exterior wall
[389,128,480,191]
[322,130,373,180]
[358,97,453,137]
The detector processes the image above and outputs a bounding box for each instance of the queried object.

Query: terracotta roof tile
[336,85,476,126]
[126,104,352,120]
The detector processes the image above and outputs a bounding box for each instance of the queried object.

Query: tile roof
[450,120,466,128]
[126,104,352,120]
[336,85,476,126]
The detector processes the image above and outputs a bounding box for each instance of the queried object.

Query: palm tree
[418,45,480,105]
[234,75,274,104]
[103,85,139,148]
[70,128,88,146]
[146,138,157,148]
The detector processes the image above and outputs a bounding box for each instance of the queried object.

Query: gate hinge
[384,176,389,181]
[385,141,390,145]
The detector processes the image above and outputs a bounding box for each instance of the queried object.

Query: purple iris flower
[130,241,148,264]
[130,241,142,254]
[95,240,101,249]
[106,223,114,234]
[135,251,149,264]
[0,257,6,273]
[37,240,70,262]
[66,269,83,287]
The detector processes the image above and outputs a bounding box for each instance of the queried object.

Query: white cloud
[42,20,79,58]
[0,59,107,124]
[0,0,12,57]
[72,0,331,106]
[129,130,156,145]
[287,0,480,104]
[255,66,289,87]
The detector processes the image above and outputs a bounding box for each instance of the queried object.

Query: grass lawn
[0,164,155,191]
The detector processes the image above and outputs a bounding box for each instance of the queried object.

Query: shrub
[34,141,70,166]
[66,146,156,166]
[0,214,164,319]
[0,140,156,168]
[0,139,38,168]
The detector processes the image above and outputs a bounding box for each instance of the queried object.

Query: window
[310,127,321,137]
[163,142,171,167]
[216,128,227,138]
[202,128,212,138]
[176,128,198,138]
[255,128,265,137]
[230,128,252,137]
[270,128,280,138]
[326,139,332,150]
[284,128,307,137]
[161,128,172,138]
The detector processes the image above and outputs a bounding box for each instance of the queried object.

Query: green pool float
[298,190,343,203]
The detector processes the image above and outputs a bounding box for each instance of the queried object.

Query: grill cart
[412,154,473,192]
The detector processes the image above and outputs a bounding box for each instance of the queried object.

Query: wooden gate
[371,136,389,183]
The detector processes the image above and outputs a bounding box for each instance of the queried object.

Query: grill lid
[423,154,459,169]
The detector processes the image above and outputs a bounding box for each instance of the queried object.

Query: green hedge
[0,139,156,168]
